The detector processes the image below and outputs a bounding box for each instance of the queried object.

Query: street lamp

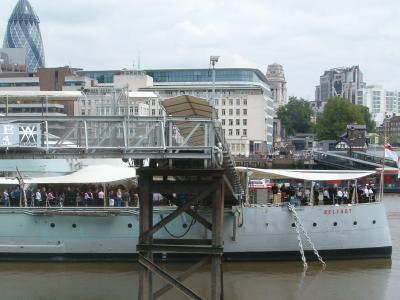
[210,56,219,111]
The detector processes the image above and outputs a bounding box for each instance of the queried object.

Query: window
[229,99,233,106]
[243,109,247,115]
[223,129,225,135]
[151,109,156,116]
[222,109,226,116]
[228,129,233,136]
[243,99,247,105]
[236,119,240,125]
[134,106,139,114]
[243,119,247,126]
[215,99,219,106]
[236,109,240,115]
[229,109,233,115]
[229,119,233,126]
[152,99,155,106]
[222,99,226,105]
[222,119,225,125]
[243,129,247,136]
[236,99,240,105]
[236,129,240,135]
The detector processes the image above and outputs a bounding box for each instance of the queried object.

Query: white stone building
[142,68,274,156]
[361,85,400,125]
[266,63,287,111]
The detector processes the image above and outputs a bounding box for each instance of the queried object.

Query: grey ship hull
[0,202,392,261]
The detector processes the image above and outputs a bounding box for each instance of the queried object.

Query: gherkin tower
[3,0,45,72]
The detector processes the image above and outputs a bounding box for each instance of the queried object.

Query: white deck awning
[0,91,83,100]
[236,167,376,181]
[0,165,136,185]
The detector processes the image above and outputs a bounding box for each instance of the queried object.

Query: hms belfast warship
[0,95,392,262]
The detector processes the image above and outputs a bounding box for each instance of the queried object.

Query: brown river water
[0,196,399,300]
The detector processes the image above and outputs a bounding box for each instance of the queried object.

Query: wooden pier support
[137,168,225,300]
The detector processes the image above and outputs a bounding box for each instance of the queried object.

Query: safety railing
[0,116,216,159]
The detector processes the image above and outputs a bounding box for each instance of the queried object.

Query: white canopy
[0,165,136,185]
[236,167,376,181]
[0,91,83,100]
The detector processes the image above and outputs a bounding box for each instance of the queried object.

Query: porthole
[313,222,317,227]
[291,223,295,227]
[72,223,77,228]
[373,220,376,224]
[182,223,188,229]
[128,223,133,228]
[353,221,357,226]
[50,223,55,228]
[333,222,337,227]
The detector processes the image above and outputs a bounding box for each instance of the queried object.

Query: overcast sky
[1,0,399,99]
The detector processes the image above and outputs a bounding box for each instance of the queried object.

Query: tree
[315,97,375,139]
[359,105,376,133]
[276,96,313,136]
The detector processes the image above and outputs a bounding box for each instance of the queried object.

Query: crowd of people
[270,182,377,206]
[1,185,139,208]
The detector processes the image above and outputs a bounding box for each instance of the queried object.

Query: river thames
[0,196,398,300]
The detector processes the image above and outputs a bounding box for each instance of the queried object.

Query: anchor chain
[293,213,308,268]
[288,204,326,268]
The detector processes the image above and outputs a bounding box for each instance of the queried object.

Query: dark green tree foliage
[276,96,313,135]
[316,97,375,139]
[359,105,376,133]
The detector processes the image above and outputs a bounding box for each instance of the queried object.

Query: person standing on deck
[109,190,115,207]
[323,188,329,205]
[368,186,374,202]
[122,190,130,207]
[98,189,105,206]
[313,187,320,205]
[363,185,370,202]
[35,189,42,207]
[116,189,122,207]
[343,188,349,204]
[65,187,74,207]
[337,188,343,204]
[2,190,10,207]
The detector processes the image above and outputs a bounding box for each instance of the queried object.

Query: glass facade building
[77,70,118,84]
[145,68,269,88]
[3,0,45,72]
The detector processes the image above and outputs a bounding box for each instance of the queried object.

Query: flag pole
[380,114,387,201]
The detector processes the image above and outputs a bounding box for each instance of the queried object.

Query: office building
[361,85,400,125]
[141,68,274,156]
[315,66,365,109]
[3,0,45,72]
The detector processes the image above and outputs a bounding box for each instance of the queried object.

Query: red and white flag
[384,143,400,178]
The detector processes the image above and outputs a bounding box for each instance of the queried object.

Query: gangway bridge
[313,150,397,170]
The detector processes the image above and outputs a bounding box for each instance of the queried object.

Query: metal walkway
[313,150,396,170]
[0,115,243,197]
